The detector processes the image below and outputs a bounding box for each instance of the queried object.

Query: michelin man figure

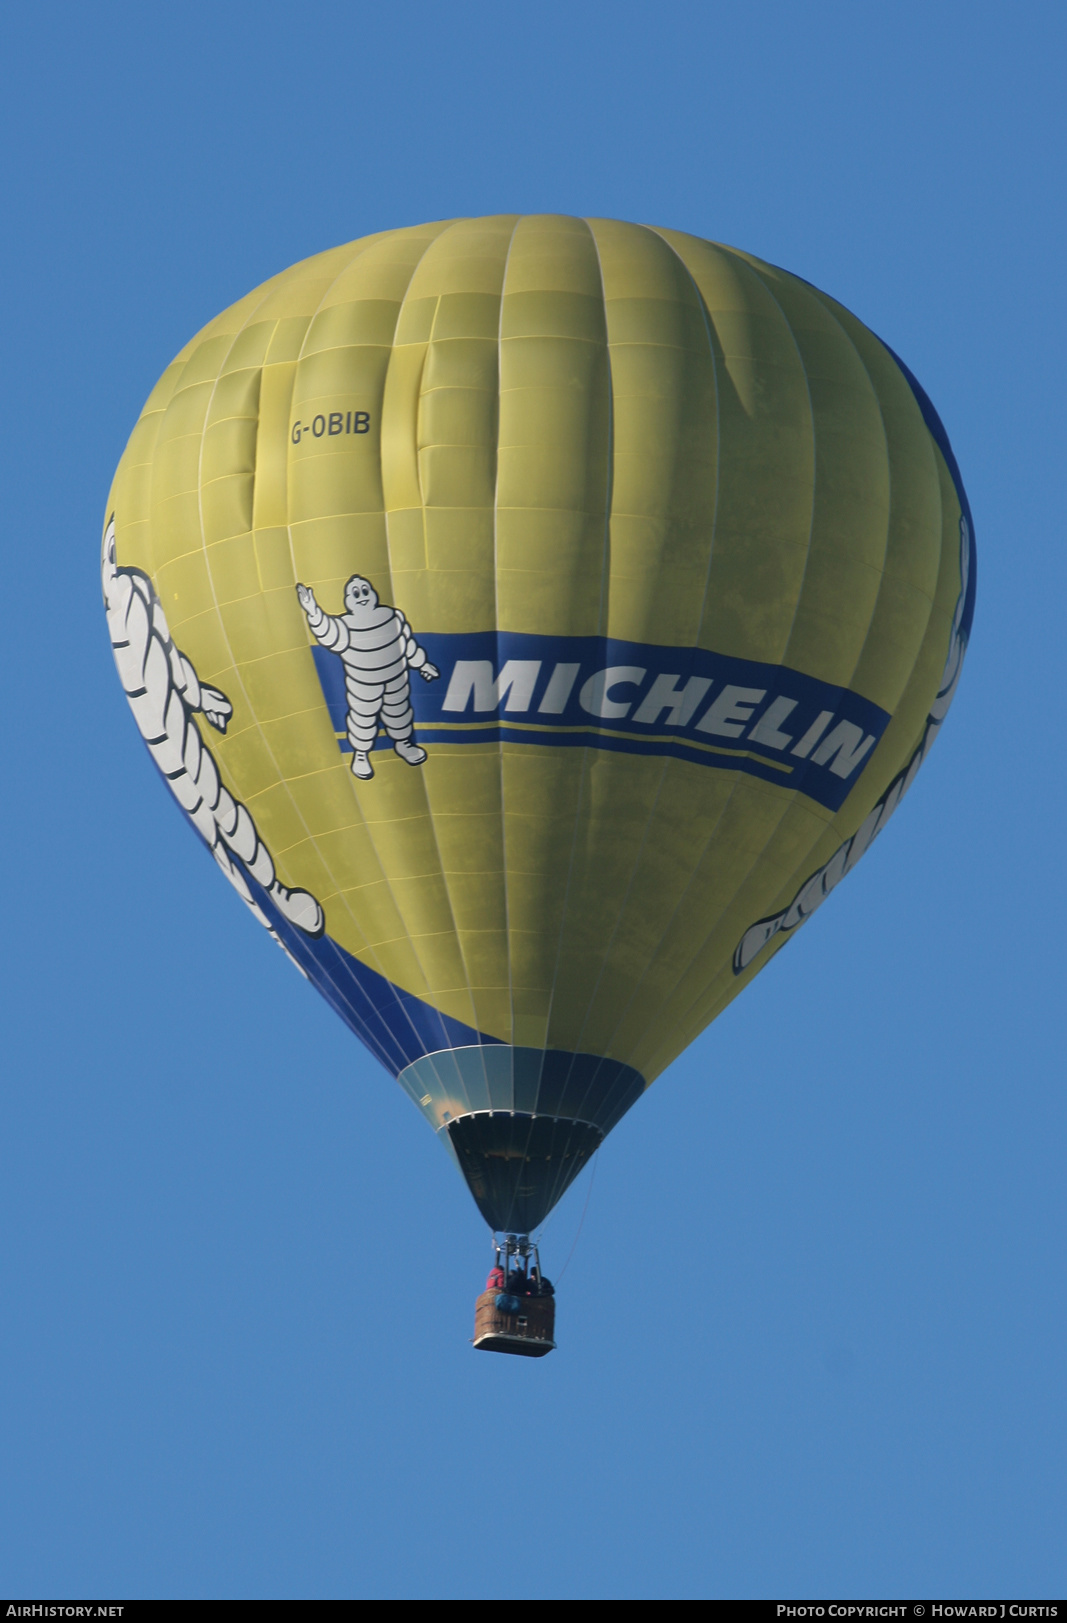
[102,517,324,940]
[733,515,972,974]
[296,574,439,780]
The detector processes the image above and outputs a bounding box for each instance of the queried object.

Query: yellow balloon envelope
[103,215,975,1233]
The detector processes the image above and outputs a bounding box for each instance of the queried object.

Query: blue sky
[0,0,1064,1600]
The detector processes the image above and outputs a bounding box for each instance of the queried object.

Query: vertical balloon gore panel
[103,214,974,1231]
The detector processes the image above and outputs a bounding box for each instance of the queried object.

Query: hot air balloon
[103,215,974,1356]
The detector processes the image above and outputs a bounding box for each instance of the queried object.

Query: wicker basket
[473,1289,556,1357]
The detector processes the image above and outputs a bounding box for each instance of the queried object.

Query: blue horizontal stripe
[313,634,890,813]
[417,721,806,796]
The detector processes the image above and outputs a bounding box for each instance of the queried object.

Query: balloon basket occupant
[473,1235,556,1358]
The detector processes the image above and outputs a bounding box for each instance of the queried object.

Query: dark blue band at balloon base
[225,850,505,1077]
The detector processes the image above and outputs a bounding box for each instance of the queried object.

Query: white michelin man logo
[102,517,325,942]
[295,575,439,780]
[733,516,972,974]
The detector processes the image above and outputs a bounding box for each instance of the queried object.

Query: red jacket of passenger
[486,1267,506,1291]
